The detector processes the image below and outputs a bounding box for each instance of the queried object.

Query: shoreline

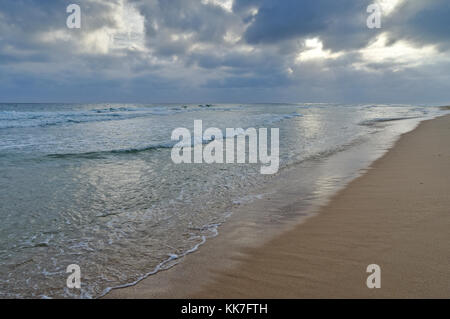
[105,114,450,299]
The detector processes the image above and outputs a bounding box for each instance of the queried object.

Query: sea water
[0,103,446,298]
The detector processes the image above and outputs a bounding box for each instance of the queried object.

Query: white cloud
[296,38,343,62]
[356,32,440,71]
[375,0,405,15]
[201,0,234,12]
[111,1,146,51]
[36,0,145,54]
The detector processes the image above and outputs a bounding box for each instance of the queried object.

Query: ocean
[0,103,446,298]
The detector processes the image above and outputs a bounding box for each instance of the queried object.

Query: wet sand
[106,114,450,299]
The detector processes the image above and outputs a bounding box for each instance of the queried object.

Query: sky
[0,0,449,104]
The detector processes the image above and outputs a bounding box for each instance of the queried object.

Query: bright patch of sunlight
[296,38,342,62]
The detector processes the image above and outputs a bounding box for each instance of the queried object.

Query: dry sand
[106,114,450,299]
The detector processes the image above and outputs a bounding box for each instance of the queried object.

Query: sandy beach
[106,114,450,299]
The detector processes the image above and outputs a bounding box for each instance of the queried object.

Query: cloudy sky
[0,0,449,104]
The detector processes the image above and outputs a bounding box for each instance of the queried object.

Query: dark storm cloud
[385,0,450,50]
[236,0,381,52]
[0,0,125,65]
[129,0,243,59]
[0,0,450,103]
[237,0,450,53]
[0,0,121,41]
